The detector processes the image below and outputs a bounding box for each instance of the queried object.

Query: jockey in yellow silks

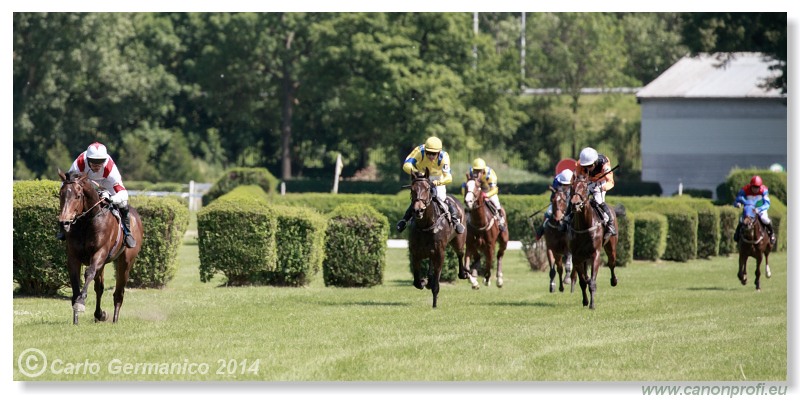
[462,158,506,232]
[396,136,464,234]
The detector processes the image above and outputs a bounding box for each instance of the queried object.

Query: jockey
[733,175,776,245]
[462,158,506,232]
[396,136,464,234]
[575,147,616,240]
[535,168,573,240]
[57,142,137,248]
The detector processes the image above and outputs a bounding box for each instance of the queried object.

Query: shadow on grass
[685,286,732,291]
[483,301,558,308]
[316,300,412,307]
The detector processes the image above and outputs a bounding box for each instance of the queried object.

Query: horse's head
[410,169,434,220]
[463,178,483,211]
[570,175,590,213]
[552,186,570,222]
[741,204,759,237]
[57,169,99,234]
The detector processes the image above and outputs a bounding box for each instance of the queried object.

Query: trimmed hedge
[632,212,668,261]
[127,196,189,288]
[614,205,633,267]
[718,206,739,256]
[13,180,69,295]
[197,185,278,285]
[270,205,328,286]
[678,197,720,259]
[203,167,280,206]
[323,203,388,287]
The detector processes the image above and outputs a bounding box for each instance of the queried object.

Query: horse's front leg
[67,256,83,325]
[93,267,109,322]
[754,255,762,291]
[738,254,748,285]
[764,251,771,279]
[483,245,494,287]
[495,237,506,288]
[411,254,425,290]
[548,249,557,293]
[589,253,601,310]
[577,260,589,307]
[430,250,445,308]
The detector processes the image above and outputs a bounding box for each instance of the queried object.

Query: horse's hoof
[471,285,480,290]
[73,303,85,313]
[94,311,108,322]
[549,283,555,293]
[766,266,772,278]
[497,277,503,288]
[458,272,467,280]
[413,281,424,290]
[610,278,618,287]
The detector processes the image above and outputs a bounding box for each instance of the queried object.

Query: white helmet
[579,147,598,166]
[556,169,573,185]
[86,142,109,161]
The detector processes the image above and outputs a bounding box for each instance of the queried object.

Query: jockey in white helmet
[57,142,137,248]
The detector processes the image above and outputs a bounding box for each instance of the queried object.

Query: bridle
[60,177,104,226]
[740,215,764,244]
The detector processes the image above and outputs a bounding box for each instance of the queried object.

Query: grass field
[13,231,787,381]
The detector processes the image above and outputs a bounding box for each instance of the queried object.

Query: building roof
[636,52,784,99]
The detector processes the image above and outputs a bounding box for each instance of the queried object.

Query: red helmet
[750,175,763,187]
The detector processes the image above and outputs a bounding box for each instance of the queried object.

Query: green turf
[13,233,786,381]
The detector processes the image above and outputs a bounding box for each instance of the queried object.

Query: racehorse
[737,204,772,291]
[404,169,467,308]
[58,169,143,324]
[462,177,508,289]
[543,185,576,293]
[568,174,617,309]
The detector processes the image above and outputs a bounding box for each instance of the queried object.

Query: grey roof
[636,52,784,99]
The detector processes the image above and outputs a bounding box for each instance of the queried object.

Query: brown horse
[462,177,508,289]
[405,169,467,308]
[568,175,617,309]
[737,205,772,291]
[58,169,143,324]
[544,185,576,293]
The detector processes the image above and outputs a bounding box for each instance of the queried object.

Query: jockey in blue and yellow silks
[733,175,776,245]
[396,136,464,234]
[462,158,506,232]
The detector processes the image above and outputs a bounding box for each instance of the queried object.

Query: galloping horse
[543,185,576,293]
[737,204,772,291]
[404,169,467,308]
[462,177,508,289]
[568,175,617,309]
[58,169,143,324]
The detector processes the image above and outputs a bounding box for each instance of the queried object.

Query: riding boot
[120,206,137,248]
[764,222,776,245]
[600,203,616,239]
[497,209,506,232]
[447,201,465,234]
[396,205,413,232]
[733,221,742,242]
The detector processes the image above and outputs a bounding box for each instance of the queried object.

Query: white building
[636,53,786,198]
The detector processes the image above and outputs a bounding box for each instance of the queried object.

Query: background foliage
[13,12,786,184]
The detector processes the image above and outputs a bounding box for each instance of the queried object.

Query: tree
[527,13,635,158]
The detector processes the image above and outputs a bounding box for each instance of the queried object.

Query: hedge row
[323,203,388,287]
[13,180,188,295]
[202,167,280,206]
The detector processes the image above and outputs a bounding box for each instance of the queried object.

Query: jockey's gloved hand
[99,190,111,201]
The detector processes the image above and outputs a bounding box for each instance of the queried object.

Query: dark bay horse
[568,175,617,309]
[544,185,576,293]
[462,177,508,289]
[737,204,772,291]
[405,169,467,308]
[58,169,143,324]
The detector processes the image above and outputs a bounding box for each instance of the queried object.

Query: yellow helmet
[424,136,442,153]
[472,158,486,171]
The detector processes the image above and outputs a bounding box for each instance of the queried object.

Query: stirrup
[396,220,407,233]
